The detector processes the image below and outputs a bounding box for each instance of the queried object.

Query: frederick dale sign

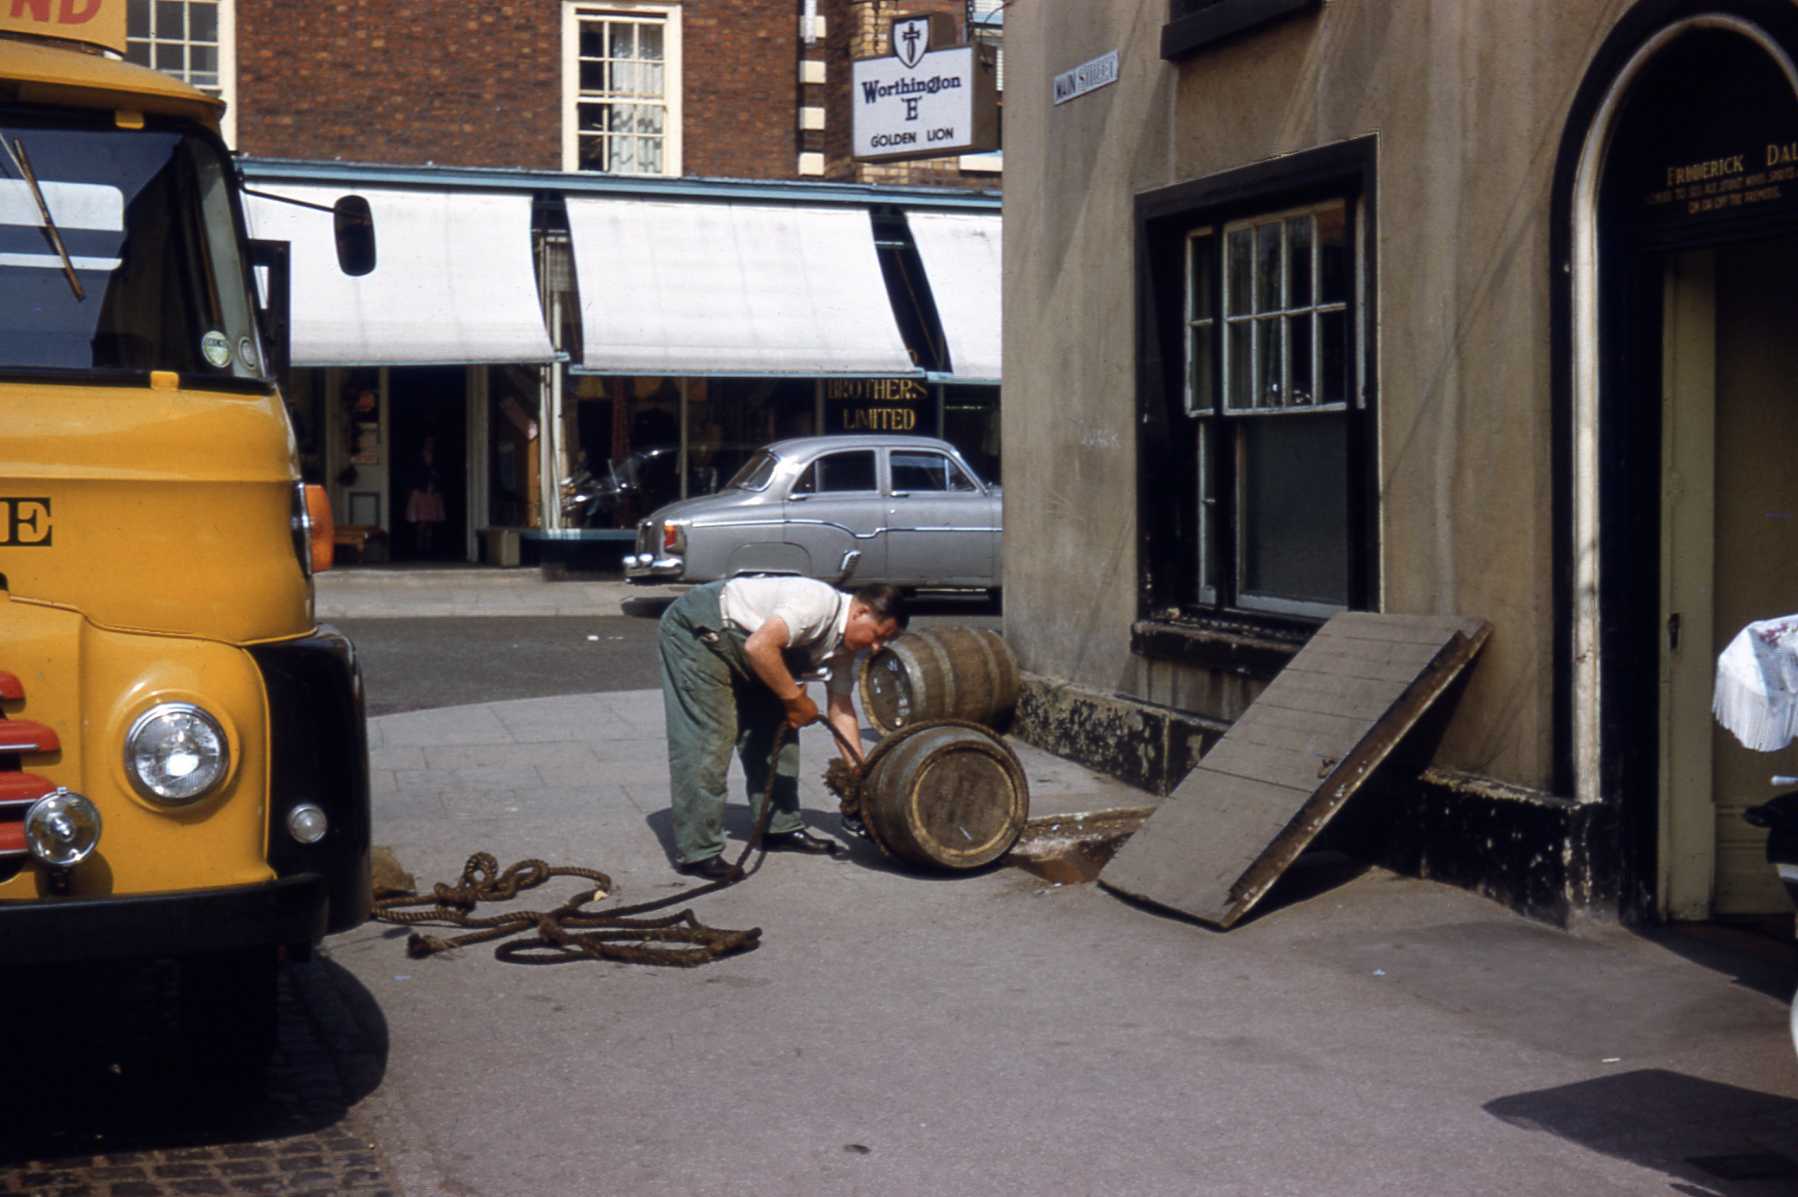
[852,13,999,163]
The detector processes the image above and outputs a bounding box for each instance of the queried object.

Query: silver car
[623,434,1002,591]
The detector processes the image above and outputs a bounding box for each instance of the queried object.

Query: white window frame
[561,2,683,177]
[1184,197,1363,620]
[124,0,237,145]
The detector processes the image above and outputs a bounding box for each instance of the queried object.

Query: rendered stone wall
[1002,0,1625,793]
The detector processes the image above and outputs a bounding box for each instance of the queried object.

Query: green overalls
[658,580,810,864]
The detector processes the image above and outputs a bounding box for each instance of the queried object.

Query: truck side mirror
[333,195,376,277]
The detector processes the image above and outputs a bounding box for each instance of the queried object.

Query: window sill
[1130,618,1307,678]
[1161,0,1321,61]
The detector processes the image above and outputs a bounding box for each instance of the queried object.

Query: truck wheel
[179,947,280,1094]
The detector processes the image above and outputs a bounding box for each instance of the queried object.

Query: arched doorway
[1558,3,1798,921]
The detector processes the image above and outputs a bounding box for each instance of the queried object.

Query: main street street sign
[852,13,999,163]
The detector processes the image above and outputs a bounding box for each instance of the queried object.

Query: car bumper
[623,553,687,583]
[0,876,328,965]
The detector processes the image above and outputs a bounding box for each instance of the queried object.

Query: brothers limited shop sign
[826,377,934,434]
[852,14,999,162]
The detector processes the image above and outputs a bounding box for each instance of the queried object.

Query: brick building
[124,0,1002,564]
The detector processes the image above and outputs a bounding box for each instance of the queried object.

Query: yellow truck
[0,7,372,1068]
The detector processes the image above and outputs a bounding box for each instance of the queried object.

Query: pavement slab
[326,690,1798,1197]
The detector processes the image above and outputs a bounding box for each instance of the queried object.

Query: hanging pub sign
[0,0,126,55]
[826,377,935,436]
[852,13,1000,163]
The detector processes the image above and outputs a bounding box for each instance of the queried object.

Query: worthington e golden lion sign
[0,0,127,55]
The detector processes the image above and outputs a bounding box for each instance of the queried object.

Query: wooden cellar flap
[1098,612,1491,929]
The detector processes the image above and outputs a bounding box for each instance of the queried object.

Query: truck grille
[0,669,60,857]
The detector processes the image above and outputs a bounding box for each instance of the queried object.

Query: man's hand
[783,690,820,729]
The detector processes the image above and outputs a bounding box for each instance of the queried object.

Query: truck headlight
[124,703,230,805]
[25,789,101,867]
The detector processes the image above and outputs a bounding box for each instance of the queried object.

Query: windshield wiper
[0,136,84,302]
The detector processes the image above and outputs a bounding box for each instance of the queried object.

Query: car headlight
[663,521,687,555]
[124,702,230,805]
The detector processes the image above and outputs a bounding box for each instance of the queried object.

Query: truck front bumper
[0,875,327,966]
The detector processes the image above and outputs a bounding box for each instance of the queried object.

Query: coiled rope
[372,720,850,967]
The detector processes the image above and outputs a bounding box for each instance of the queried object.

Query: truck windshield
[0,111,267,384]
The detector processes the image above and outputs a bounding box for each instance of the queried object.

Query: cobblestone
[0,957,399,1196]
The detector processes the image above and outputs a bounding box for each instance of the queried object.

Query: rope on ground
[372,851,764,966]
[370,725,814,967]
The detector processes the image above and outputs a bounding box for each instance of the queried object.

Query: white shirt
[718,576,856,694]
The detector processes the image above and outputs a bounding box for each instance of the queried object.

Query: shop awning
[564,197,917,377]
[244,185,556,367]
[906,211,1001,383]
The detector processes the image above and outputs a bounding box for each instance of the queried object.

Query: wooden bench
[333,524,389,564]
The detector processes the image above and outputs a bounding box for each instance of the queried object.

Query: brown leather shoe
[677,855,743,881]
[763,829,842,855]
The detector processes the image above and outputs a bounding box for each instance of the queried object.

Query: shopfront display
[246,162,1001,560]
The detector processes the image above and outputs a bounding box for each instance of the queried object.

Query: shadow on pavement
[1095,848,1374,933]
[642,804,1012,885]
[623,595,677,619]
[1638,920,1798,1004]
[1485,1070,1798,1194]
[0,956,388,1167]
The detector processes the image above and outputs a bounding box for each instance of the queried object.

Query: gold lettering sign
[826,378,928,404]
[1642,141,1798,219]
[0,0,127,56]
[840,407,919,432]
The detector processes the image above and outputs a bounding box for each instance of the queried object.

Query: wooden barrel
[859,722,1029,870]
[858,627,1020,734]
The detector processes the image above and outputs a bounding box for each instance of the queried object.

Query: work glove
[782,690,820,729]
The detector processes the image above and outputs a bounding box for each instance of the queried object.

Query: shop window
[489,364,541,527]
[688,378,812,498]
[563,3,682,176]
[942,384,1000,482]
[284,369,325,485]
[1138,139,1375,639]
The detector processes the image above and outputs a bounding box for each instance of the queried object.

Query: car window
[890,451,979,493]
[791,450,878,495]
[726,450,778,491]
